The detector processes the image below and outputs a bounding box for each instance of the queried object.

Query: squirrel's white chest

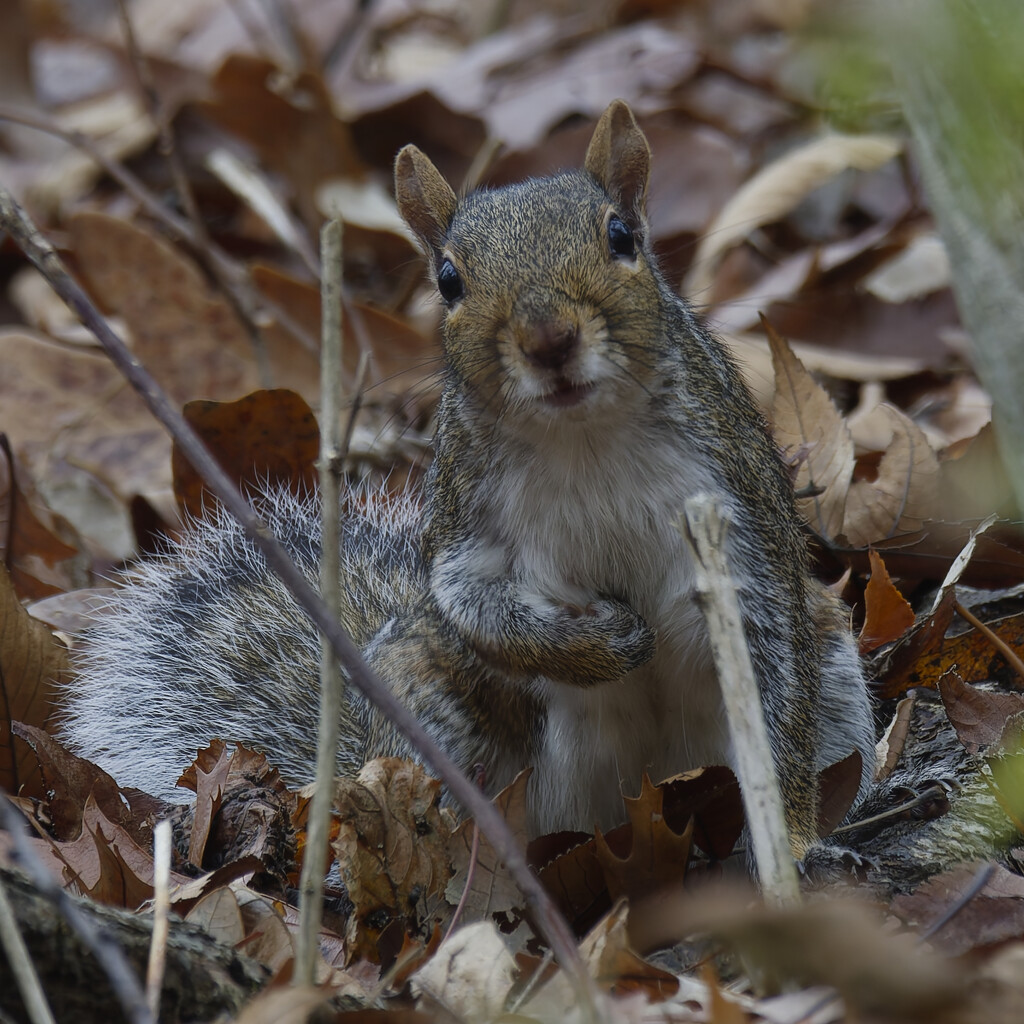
[498,425,730,832]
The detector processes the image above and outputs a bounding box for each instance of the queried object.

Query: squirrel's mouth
[539,379,596,408]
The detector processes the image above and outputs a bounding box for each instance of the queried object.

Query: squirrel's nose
[520,320,580,370]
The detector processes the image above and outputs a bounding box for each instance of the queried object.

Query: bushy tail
[61,485,425,800]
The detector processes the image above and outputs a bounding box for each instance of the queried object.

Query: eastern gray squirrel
[61,101,875,860]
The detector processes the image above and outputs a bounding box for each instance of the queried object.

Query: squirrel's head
[395,101,668,432]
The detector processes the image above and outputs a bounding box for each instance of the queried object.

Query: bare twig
[679,494,801,907]
[832,784,947,836]
[114,0,208,248]
[919,861,997,943]
[954,598,1024,687]
[294,219,344,988]
[340,350,371,462]
[0,872,56,1024]
[0,796,153,1024]
[0,104,275,382]
[0,187,599,1021]
[206,148,320,277]
[145,820,172,1020]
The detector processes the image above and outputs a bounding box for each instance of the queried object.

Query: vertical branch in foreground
[679,494,801,907]
[294,219,345,987]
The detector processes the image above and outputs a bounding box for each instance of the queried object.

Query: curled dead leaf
[686,132,902,300]
[842,405,940,547]
[767,318,853,539]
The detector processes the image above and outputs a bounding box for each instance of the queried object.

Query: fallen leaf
[686,132,902,299]
[202,54,364,225]
[171,389,319,520]
[11,722,170,845]
[864,232,951,303]
[69,212,259,403]
[411,921,516,1021]
[894,862,1024,957]
[0,440,85,600]
[446,769,532,934]
[938,671,1024,756]
[767,318,853,539]
[842,405,940,547]
[0,563,68,798]
[877,609,1024,700]
[333,758,456,963]
[875,696,917,782]
[594,774,693,904]
[859,548,916,654]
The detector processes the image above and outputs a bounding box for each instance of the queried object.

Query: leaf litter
[2,0,1024,1021]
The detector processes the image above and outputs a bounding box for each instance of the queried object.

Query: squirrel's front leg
[430,541,656,686]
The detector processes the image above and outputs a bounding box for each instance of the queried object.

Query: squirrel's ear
[395,145,458,256]
[584,101,651,225]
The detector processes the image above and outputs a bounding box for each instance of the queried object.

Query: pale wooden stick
[294,219,345,987]
[679,494,801,906]
[144,819,172,1020]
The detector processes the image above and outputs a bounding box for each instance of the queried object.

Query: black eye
[437,259,463,304]
[607,215,635,259]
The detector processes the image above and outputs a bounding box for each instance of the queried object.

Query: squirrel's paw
[550,596,657,682]
[798,842,876,886]
[569,597,656,667]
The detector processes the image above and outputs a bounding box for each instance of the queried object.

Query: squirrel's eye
[437,259,464,304]
[607,215,635,259]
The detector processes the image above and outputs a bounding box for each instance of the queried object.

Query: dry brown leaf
[893,861,1024,957]
[411,921,516,1021]
[235,886,295,973]
[178,739,232,869]
[0,328,171,510]
[333,758,456,963]
[251,264,442,413]
[202,54,364,225]
[0,440,85,600]
[56,795,159,909]
[69,212,259,404]
[938,670,1024,756]
[875,696,917,782]
[0,563,68,799]
[843,405,940,547]
[660,764,743,860]
[594,774,693,904]
[686,132,902,299]
[767,318,853,539]
[859,548,916,654]
[522,902,678,1016]
[446,768,532,930]
[703,963,749,1024]
[10,722,169,846]
[230,986,334,1024]
[171,389,319,520]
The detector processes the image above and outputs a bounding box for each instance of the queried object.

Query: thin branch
[954,598,1024,687]
[918,861,997,943]
[678,494,801,907]
[295,218,344,987]
[145,820,172,1019]
[0,796,153,1024]
[114,0,208,248]
[0,872,56,1024]
[0,187,599,1021]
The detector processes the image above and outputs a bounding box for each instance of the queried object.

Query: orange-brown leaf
[859,548,915,654]
[172,388,319,520]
